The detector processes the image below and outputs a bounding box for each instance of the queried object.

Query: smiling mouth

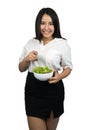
[42,30,52,34]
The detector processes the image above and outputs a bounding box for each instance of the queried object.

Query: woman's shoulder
[54,38,71,49]
[54,38,67,46]
[26,38,39,44]
[55,38,67,42]
[24,38,39,47]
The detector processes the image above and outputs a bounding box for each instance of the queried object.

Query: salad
[33,66,52,74]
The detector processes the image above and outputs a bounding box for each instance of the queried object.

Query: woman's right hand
[18,50,38,72]
[25,50,38,62]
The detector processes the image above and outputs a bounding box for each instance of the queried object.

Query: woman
[18,7,72,130]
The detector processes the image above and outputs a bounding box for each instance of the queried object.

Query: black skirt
[24,72,65,119]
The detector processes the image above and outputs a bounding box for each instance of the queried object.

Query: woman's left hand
[48,67,72,84]
[48,71,61,84]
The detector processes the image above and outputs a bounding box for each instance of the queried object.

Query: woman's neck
[42,37,54,45]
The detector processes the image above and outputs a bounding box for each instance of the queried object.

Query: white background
[0,0,87,130]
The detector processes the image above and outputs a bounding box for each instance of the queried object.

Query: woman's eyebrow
[41,20,53,23]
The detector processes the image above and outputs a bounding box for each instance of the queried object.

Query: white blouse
[19,38,73,72]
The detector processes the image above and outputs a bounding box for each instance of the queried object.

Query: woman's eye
[40,22,45,25]
[49,22,53,25]
[40,22,54,25]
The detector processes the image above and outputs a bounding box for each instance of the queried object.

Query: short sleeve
[61,41,73,69]
[19,39,34,63]
[19,46,27,63]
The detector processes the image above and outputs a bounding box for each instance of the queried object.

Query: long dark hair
[35,7,63,41]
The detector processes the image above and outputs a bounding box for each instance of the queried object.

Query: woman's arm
[18,58,30,72]
[18,50,38,72]
[48,67,72,84]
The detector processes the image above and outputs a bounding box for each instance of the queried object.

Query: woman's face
[40,14,55,40]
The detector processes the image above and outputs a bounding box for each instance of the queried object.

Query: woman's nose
[45,24,49,29]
